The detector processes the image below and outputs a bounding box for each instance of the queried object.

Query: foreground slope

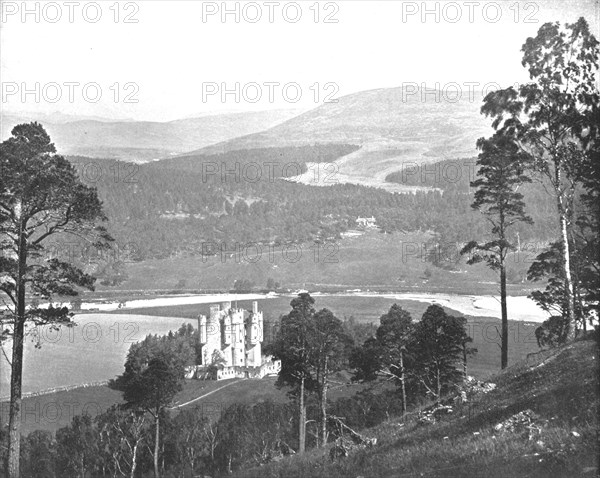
[234,337,599,478]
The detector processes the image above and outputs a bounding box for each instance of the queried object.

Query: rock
[494,409,547,440]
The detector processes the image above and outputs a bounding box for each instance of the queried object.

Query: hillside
[192,86,494,192]
[195,87,490,153]
[233,337,599,478]
[1,109,301,162]
[73,154,558,262]
[101,230,531,293]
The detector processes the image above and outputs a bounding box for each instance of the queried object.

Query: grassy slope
[0,386,124,436]
[94,231,538,296]
[7,378,287,436]
[233,338,599,478]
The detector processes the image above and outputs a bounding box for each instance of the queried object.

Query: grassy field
[6,373,380,435]
[108,296,431,323]
[232,337,599,478]
[91,231,539,298]
[0,386,124,436]
[3,379,285,435]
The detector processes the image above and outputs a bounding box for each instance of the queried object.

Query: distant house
[356,216,377,228]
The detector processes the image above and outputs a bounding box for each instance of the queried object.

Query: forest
[67,150,562,264]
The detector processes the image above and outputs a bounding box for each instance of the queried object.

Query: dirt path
[169,378,245,409]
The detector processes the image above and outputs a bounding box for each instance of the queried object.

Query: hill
[194,86,490,153]
[190,86,494,192]
[232,337,599,478]
[1,109,302,162]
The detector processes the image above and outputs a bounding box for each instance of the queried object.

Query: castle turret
[198,314,207,344]
[230,307,245,366]
[201,305,222,365]
[249,312,259,344]
[223,313,232,345]
[245,302,262,366]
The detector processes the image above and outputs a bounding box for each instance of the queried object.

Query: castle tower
[202,305,222,366]
[198,314,207,344]
[245,301,262,366]
[222,311,233,367]
[257,302,264,342]
[231,307,246,367]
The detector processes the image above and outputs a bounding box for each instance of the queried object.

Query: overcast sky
[1,0,598,121]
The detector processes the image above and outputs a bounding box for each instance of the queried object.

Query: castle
[186,301,281,380]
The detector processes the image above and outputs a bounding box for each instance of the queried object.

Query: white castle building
[356,216,377,228]
[187,301,281,380]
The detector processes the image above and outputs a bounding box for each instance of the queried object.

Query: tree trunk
[462,343,468,379]
[189,456,195,478]
[312,421,319,448]
[321,356,328,447]
[7,319,24,478]
[154,414,160,478]
[130,441,139,478]
[7,220,27,478]
[559,209,576,339]
[436,365,441,404]
[399,349,407,415]
[500,263,508,369]
[553,164,576,340]
[299,376,306,454]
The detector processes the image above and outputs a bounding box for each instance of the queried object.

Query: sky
[1,0,598,122]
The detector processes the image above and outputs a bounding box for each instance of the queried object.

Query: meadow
[93,231,540,297]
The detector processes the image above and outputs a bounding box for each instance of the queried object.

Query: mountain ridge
[171,86,495,192]
[1,109,303,162]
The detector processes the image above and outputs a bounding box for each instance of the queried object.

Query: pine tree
[462,133,532,369]
[0,123,112,478]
